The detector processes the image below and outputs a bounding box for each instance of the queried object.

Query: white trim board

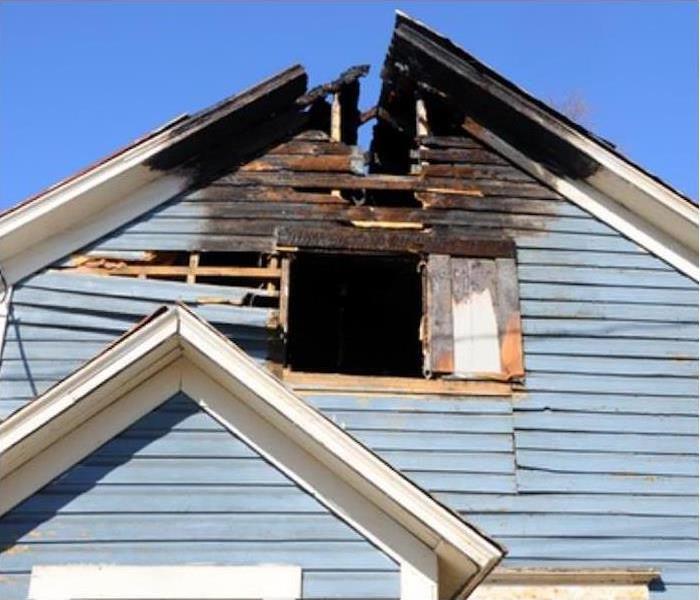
[0,304,503,600]
[28,565,302,600]
[0,285,12,364]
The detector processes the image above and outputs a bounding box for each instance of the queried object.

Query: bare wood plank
[417,135,484,149]
[331,92,342,142]
[276,225,515,257]
[266,256,279,295]
[283,370,512,395]
[73,266,281,278]
[425,255,454,375]
[495,258,525,379]
[279,257,291,335]
[416,97,429,137]
[412,147,508,165]
[239,154,360,173]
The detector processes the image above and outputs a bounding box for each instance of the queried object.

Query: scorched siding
[0,128,696,599]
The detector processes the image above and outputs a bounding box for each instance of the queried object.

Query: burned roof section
[378,11,695,204]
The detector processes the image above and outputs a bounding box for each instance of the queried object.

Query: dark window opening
[286,253,423,377]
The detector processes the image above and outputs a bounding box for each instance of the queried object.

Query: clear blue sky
[1,1,697,208]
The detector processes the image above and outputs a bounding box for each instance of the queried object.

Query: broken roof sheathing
[379,12,698,279]
[0,11,696,287]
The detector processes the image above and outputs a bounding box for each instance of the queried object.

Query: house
[0,12,697,600]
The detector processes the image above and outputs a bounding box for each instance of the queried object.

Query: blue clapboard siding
[0,394,399,600]
[0,164,697,600]
[0,271,274,414]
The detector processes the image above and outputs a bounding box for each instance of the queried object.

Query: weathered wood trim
[486,568,660,586]
[283,370,513,395]
[28,565,302,599]
[471,584,650,600]
[424,255,454,375]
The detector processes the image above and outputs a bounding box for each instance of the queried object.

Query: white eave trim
[0,305,504,600]
[0,143,192,286]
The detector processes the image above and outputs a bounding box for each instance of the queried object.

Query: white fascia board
[0,173,189,285]
[0,163,191,286]
[181,359,440,594]
[28,565,302,600]
[463,119,699,281]
[0,285,12,364]
[177,308,503,576]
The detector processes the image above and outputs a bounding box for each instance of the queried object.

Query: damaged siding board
[425,256,524,379]
[494,258,524,378]
[424,255,454,374]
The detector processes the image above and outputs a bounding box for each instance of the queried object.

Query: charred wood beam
[217,171,559,197]
[296,65,369,145]
[359,106,378,125]
[185,109,310,187]
[239,151,365,175]
[147,65,308,174]
[296,64,370,105]
[276,225,515,257]
[383,20,600,179]
[410,147,509,165]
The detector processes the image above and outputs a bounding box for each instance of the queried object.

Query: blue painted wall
[0,137,697,598]
[0,393,399,599]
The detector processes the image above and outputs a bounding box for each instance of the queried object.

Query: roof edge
[387,12,698,280]
[0,65,308,286]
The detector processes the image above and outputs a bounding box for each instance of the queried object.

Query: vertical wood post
[187,252,200,284]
